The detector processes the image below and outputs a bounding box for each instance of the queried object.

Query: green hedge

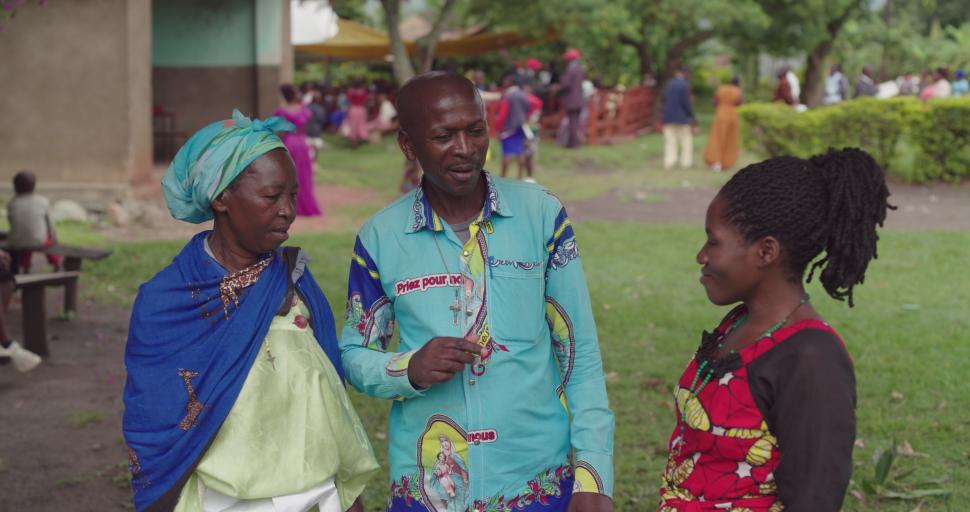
[738,97,970,182]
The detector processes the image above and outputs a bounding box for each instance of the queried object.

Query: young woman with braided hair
[659,148,893,512]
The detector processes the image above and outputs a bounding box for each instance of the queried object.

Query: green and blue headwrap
[162,109,295,224]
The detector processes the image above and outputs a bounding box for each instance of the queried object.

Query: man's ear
[397,129,416,161]
[755,236,781,268]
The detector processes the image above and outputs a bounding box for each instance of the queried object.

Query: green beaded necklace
[679,294,810,431]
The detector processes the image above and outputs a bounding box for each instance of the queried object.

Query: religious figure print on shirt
[346,292,395,350]
[419,415,470,512]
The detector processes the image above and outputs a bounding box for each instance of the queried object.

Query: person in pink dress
[275,84,323,217]
[343,78,370,148]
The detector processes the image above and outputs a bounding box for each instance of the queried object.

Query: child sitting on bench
[7,170,63,274]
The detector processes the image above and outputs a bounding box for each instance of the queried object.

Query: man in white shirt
[785,66,801,104]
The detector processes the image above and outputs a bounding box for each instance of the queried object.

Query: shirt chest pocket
[487,265,546,343]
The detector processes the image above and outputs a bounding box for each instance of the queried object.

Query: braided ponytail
[719,148,894,307]
[807,148,894,306]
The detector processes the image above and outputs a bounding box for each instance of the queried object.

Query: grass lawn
[85,222,970,511]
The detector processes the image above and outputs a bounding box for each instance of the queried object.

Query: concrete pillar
[127,0,154,188]
[254,0,292,118]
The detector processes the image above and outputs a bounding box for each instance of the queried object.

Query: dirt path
[1,297,131,511]
[566,180,970,230]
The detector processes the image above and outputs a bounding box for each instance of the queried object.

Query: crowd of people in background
[294,78,400,150]
[287,49,600,201]
[780,63,969,108]
[285,53,967,203]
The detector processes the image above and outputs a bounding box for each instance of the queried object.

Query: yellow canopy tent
[296,18,413,60]
[295,18,554,61]
[434,30,553,57]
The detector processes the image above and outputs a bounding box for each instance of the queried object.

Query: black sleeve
[747,328,856,512]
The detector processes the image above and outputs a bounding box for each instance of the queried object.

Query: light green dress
[175,298,378,512]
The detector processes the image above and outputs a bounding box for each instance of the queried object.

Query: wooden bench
[45,244,112,313]
[0,241,112,314]
[14,271,80,357]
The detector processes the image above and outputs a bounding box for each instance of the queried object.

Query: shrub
[908,98,970,181]
[812,97,918,173]
[738,103,821,159]
[738,97,970,182]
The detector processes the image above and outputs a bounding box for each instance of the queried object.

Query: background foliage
[739,98,970,181]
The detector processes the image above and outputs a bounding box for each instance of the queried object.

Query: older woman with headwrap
[123,110,378,512]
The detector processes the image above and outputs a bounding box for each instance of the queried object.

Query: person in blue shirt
[340,71,615,512]
[952,69,969,97]
[661,69,699,170]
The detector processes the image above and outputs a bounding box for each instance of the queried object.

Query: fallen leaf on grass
[850,489,864,502]
[910,503,923,512]
[375,431,387,441]
[890,390,905,402]
[602,303,612,310]
[640,378,665,390]
[606,371,619,382]
[897,440,928,458]
[854,438,865,448]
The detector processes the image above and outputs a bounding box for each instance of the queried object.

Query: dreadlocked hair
[719,148,894,306]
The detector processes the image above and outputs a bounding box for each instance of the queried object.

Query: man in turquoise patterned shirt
[341,71,614,512]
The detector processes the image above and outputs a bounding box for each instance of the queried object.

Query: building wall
[0,0,291,201]
[152,0,292,138]
[0,0,152,199]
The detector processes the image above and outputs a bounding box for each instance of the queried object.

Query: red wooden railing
[486,86,655,145]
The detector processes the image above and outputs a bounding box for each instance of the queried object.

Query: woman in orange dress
[704,77,743,171]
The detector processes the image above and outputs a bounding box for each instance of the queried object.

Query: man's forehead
[411,79,478,103]
[412,90,482,125]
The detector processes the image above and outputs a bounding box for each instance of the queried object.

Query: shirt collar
[405,170,512,234]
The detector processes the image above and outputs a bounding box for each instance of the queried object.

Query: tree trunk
[803,44,831,108]
[381,0,415,85]
[651,30,715,123]
[618,34,652,83]
[801,3,858,107]
[418,0,459,72]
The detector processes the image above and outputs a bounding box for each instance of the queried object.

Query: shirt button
[474,439,480,445]
[462,250,470,257]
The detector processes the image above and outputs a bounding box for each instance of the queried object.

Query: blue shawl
[122,232,344,511]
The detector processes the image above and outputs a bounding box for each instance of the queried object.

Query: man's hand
[408,336,484,389]
[567,492,613,512]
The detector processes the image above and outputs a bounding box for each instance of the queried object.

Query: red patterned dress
[659,306,855,511]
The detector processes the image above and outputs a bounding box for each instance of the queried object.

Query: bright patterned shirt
[341,172,614,512]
